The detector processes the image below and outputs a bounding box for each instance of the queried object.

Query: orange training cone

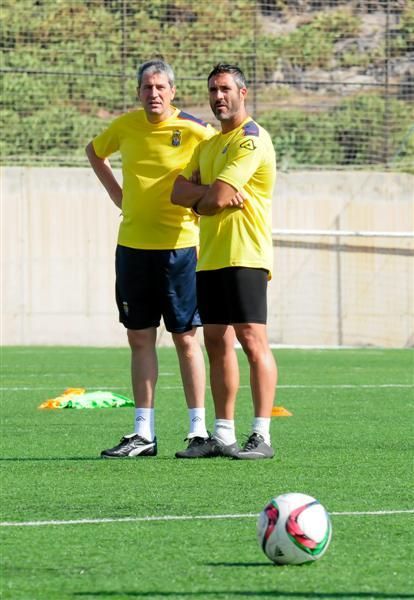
[271,406,293,417]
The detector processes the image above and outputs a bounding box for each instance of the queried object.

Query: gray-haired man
[86,59,215,458]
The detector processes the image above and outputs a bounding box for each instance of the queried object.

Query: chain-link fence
[1,0,413,170]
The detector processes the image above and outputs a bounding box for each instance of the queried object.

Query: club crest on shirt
[172,130,182,146]
[240,139,256,151]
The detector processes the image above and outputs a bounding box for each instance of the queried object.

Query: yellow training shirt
[181,118,276,275]
[93,107,215,249]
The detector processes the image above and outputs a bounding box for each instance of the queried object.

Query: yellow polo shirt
[93,107,215,249]
[181,118,276,275]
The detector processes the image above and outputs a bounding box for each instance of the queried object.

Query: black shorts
[196,267,269,325]
[115,245,201,333]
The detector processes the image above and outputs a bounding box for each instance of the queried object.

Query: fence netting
[1,0,413,170]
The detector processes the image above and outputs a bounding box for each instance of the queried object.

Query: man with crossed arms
[172,63,278,459]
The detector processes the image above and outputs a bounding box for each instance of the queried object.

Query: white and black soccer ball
[257,492,332,565]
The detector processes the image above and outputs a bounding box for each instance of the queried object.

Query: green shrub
[390,3,414,56]
[259,109,342,168]
[312,9,361,39]
[258,94,414,169]
[1,106,107,165]
[1,0,412,172]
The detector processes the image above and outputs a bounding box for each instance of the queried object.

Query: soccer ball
[257,492,332,565]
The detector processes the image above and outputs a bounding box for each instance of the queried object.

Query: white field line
[1,384,412,392]
[0,371,176,379]
[1,509,413,528]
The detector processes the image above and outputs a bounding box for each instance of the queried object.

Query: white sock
[134,408,155,441]
[214,419,236,445]
[252,417,271,445]
[188,408,208,439]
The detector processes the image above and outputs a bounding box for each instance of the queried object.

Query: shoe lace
[188,436,207,447]
[242,432,263,451]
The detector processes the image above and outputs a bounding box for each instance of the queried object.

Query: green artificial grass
[1,347,413,599]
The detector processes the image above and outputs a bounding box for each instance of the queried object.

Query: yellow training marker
[271,406,293,417]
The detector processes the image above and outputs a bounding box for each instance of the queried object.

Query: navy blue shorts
[196,267,269,325]
[115,245,201,333]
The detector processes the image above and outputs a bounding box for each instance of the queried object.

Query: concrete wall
[1,166,413,347]
[269,171,414,347]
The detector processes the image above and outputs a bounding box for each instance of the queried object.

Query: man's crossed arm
[171,173,245,216]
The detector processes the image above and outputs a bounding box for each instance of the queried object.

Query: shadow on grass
[0,457,176,461]
[72,591,414,598]
[0,457,103,461]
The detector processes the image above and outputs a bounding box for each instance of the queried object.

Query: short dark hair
[207,64,247,90]
[137,59,175,89]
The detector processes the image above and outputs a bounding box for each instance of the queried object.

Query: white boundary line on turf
[1,509,413,528]
[1,384,412,391]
